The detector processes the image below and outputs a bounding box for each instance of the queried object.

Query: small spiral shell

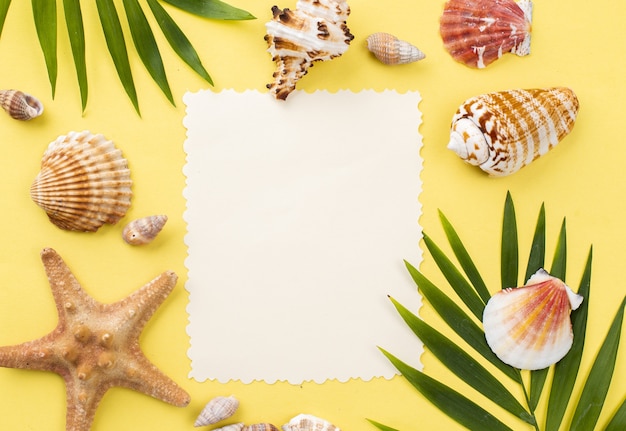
[366,33,425,65]
[194,395,239,427]
[122,215,168,245]
[0,89,43,120]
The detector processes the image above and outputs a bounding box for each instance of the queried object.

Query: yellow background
[0,0,623,430]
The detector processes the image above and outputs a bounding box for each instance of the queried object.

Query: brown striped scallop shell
[30,131,132,231]
[0,89,43,120]
[447,87,579,176]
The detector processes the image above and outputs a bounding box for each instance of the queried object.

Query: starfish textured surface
[0,248,190,431]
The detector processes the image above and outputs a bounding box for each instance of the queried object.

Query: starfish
[0,248,190,431]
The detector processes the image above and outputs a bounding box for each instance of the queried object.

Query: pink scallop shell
[440,0,532,68]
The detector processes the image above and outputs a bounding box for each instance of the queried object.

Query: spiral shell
[243,424,280,431]
[265,0,354,100]
[194,395,239,427]
[447,87,579,176]
[0,89,44,120]
[282,414,339,431]
[366,33,425,65]
[440,0,532,68]
[122,215,168,245]
[483,269,583,370]
[30,131,132,232]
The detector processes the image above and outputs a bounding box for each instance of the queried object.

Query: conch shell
[194,395,239,427]
[483,269,584,370]
[366,33,425,65]
[122,215,168,245]
[265,0,354,100]
[447,87,579,176]
[0,89,43,120]
[282,414,340,431]
[440,0,532,68]
[30,131,132,232]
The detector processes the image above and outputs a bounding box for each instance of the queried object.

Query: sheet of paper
[183,89,424,384]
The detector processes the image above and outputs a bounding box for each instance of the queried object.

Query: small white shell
[243,424,280,431]
[483,269,583,370]
[214,424,245,431]
[0,89,43,120]
[366,33,425,65]
[194,395,239,427]
[122,215,168,245]
[282,414,340,431]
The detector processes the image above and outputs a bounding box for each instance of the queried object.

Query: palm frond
[378,192,625,431]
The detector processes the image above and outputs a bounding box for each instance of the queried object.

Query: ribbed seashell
[243,424,280,431]
[483,269,584,370]
[447,87,579,176]
[282,414,340,431]
[366,33,425,65]
[264,0,354,100]
[30,131,132,232]
[122,215,168,245]
[194,395,239,427]
[214,424,245,431]
[440,0,533,68]
[0,89,44,120]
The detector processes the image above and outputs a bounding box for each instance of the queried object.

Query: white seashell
[243,424,280,431]
[282,414,340,431]
[447,87,579,176]
[214,424,245,431]
[30,131,132,232]
[265,0,354,100]
[0,89,43,120]
[122,215,168,245]
[440,0,533,68]
[483,269,584,370]
[194,395,240,427]
[366,33,425,65]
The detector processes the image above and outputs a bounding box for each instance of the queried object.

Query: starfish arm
[64,378,109,431]
[0,333,64,372]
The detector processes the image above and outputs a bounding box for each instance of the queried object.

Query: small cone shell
[483,269,584,370]
[194,395,239,427]
[447,87,579,176]
[122,215,168,245]
[282,414,340,431]
[30,131,132,232]
[366,33,425,65]
[0,89,43,120]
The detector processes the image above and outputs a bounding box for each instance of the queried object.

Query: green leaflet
[438,210,491,304]
[96,0,140,114]
[32,0,57,97]
[389,297,534,425]
[161,0,255,20]
[570,296,626,431]
[123,0,174,105]
[380,349,514,431]
[500,191,519,289]
[523,203,546,282]
[62,0,87,112]
[366,419,400,431]
[147,0,213,85]
[605,397,626,431]
[0,0,11,38]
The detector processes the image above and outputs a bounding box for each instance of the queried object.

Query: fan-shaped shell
[194,395,239,427]
[265,0,354,100]
[366,33,425,65]
[483,269,584,370]
[0,89,43,120]
[447,87,579,176]
[122,215,168,245]
[30,131,132,232]
[282,414,339,431]
[440,0,532,68]
[243,424,280,431]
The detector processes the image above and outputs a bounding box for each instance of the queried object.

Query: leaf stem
[520,373,541,431]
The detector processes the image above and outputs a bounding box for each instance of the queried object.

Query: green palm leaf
[161,0,255,20]
[32,0,57,97]
[605,397,626,431]
[523,203,546,281]
[0,0,11,37]
[366,419,400,431]
[62,0,87,111]
[501,191,519,289]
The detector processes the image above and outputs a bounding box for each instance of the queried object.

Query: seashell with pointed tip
[366,33,425,65]
[440,0,532,68]
[194,395,239,427]
[30,131,133,232]
[122,215,168,245]
[0,89,44,120]
[243,424,280,431]
[214,424,245,431]
[264,0,354,100]
[483,269,584,370]
[282,414,340,431]
[447,87,579,176]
